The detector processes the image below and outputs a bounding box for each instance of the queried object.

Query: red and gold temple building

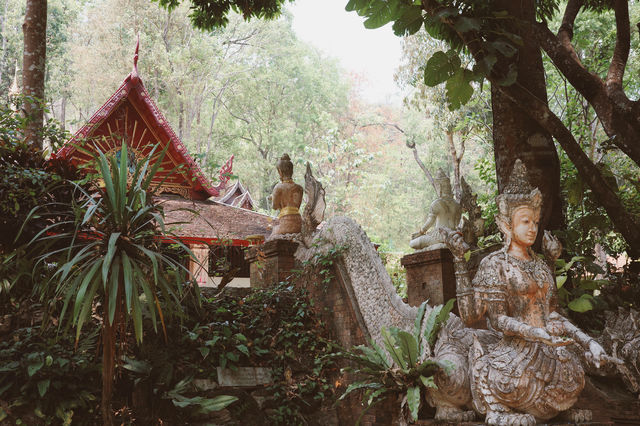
[51,44,271,287]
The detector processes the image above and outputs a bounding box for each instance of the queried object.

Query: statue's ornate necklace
[507,253,548,289]
[281,178,294,183]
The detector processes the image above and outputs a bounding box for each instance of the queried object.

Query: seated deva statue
[439,160,610,426]
[270,154,303,236]
[410,169,462,250]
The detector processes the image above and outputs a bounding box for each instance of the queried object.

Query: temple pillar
[189,243,210,286]
[400,248,456,307]
[245,239,299,289]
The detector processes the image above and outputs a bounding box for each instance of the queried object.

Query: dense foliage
[0,98,72,251]
[0,280,340,424]
[0,325,100,424]
[26,143,204,424]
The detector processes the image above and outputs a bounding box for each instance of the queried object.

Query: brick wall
[297,261,403,425]
[245,239,299,288]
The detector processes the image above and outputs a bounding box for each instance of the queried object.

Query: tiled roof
[158,195,272,245]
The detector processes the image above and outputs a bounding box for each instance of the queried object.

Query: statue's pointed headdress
[435,168,449,183]
[496,160,542,222]
[434,168,452,195]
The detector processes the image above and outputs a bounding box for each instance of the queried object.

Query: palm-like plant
[338,299,455,425]
[27,144,224,424]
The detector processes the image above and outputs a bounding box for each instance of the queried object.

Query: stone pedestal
[245,239,299,289]
[401,248,456,307]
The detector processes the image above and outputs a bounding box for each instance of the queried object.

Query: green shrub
[0,326,100,425]
[336,299,455,424]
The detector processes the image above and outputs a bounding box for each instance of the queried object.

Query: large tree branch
[558,0,583,63]
[531,21,605,102]
[606,0,630,91]
[528,21,640,165]
[406,140,437,191]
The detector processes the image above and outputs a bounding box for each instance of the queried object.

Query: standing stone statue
[410,169,462,250]
[270,154,303,236]
[431,160,614,425]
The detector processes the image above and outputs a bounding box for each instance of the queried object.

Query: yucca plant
[26,143,233,425]
[338,299,455,425]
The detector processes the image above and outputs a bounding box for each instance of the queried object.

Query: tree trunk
[101,298,115,426]
[491,0,564,248]
[0,0,9,84]
[195,105,201,157]
[22,0,47,148]
[178,95,184,140]
[445,130,463,201]
[60,96,66,132]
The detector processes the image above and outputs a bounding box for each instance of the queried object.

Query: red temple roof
[52,42,224,200]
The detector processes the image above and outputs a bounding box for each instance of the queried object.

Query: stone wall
[294,217,433,425]
[296,217,423,353]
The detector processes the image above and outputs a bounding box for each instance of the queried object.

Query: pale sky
[287,0,403,104]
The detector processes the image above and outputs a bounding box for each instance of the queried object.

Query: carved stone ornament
[289,157,638,424]
[599,308,640,393]
[295,212,636,424]
[410,169,462,251]
[300,162,326,246]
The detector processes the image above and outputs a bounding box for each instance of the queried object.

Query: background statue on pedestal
[270,154,303,237]
[410,169,462,251]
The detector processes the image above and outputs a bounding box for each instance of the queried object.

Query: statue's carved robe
[470,252,585,420]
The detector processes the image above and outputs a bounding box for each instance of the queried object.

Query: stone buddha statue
[431,160,611,425]
[270,154,303,236]
[410,169,462,251]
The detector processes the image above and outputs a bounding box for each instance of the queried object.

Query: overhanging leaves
[392,5,423,36]
[454,16,481,33]
[446,68,475,110]
[424,50,461,87]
